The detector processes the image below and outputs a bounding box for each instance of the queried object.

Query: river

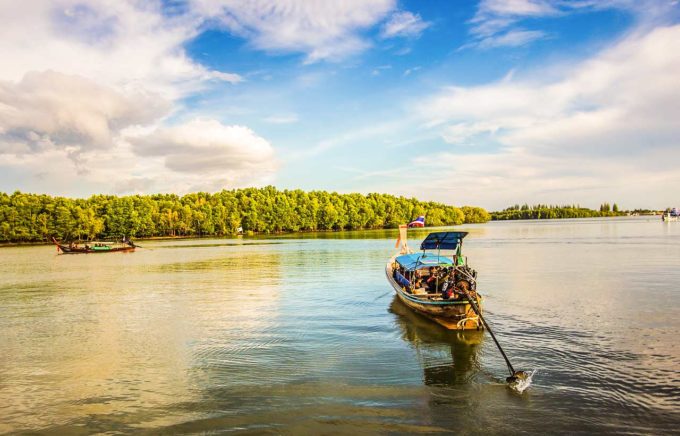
[1,217,678,433]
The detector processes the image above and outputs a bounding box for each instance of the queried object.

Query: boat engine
[455,265,477,291]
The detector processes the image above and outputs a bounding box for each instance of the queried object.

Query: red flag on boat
[408,216,425,227]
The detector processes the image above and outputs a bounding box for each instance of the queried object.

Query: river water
[1,217,678,434]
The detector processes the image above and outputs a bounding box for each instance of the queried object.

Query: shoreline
[0,227,405,247]
[0,215,663,247]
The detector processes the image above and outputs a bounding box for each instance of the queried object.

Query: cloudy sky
[1,0,678,210]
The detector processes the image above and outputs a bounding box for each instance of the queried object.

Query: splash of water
[509,369,536,393]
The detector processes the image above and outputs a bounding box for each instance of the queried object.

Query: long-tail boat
[386,227,482,330]
[52,237,136,254]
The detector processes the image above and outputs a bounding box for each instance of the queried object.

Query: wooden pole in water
[462,290,516,377]
[454,266,527,384]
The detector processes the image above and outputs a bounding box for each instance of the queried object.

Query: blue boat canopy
[395,253,453,271]
[420,231,469,251]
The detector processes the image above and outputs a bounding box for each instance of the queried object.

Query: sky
[0,0,679,210]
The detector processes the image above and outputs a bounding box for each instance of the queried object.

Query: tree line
[491,203,627,220]
[0,188,490,242]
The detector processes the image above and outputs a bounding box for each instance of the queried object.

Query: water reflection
[390,297,484,387]
[0,241,286,433]
[1,218,679,433]
[264,224,489,241]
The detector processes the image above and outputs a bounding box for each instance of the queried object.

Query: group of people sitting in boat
[393,265,468,300]
[67,242,109,250]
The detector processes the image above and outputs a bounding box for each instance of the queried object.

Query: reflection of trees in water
[389,297,484,387]
[264,225,489,241]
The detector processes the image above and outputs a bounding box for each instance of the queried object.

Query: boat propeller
[506,370,530,384]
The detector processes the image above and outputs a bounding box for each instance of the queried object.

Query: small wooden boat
[386,228,482,330]
[662,207,679,222]
[52,237,136,254]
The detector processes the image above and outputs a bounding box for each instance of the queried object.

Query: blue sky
[0,0,679,209]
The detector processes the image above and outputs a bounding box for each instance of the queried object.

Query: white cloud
[463,29,546,49]
[477,0,558,18]
[469,0,558,40]
[113,177,156,194]
[191,0,396,62]
[128,119,277,177]
[0,71,170,156]
[403,66,422,76]
[400,147,679,210]
[466,0,679,49]
[0,0,241,98]
[0,0,279,195]
[381,11,430,38]
[417,24,680,209]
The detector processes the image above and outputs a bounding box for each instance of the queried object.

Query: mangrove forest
[491,204,627,220]
[0,188,490,243]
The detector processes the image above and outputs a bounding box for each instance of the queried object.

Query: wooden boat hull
[386,259,482,330]
[52,238,135,254]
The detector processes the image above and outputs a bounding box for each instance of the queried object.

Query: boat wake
[509,369,536,393]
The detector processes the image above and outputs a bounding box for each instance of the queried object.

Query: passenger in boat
[395,270,411,289]
[441,283,453,300]
[438,268,451,289]
[393,265,401,279]
[426,267,439,293]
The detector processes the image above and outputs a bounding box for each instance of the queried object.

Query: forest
[0,187,490,242]
[491,203,627,220]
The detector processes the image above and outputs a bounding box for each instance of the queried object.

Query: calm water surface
[1,217,679,434]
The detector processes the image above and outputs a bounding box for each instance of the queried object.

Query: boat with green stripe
[52,237,136,254]
[386,229,482,330]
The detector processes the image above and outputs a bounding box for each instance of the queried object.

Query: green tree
[0,188,490,242]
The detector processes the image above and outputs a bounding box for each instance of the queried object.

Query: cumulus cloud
[129,119,277,178]
[381,11,430,38]
[0,0,241,97]
[417,24,680,209]
[191,0,396,62]
[0,71,170,155]
[0,0,276,195]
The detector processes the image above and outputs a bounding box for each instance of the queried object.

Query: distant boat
[52,237,136,254]
[662,207,679,222]
[386,228,483,330]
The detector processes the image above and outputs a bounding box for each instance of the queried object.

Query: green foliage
[491,203,627,220]
[0,188,489,242]
[460,206,491,223]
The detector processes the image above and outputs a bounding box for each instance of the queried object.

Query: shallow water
[1,217,679,433]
